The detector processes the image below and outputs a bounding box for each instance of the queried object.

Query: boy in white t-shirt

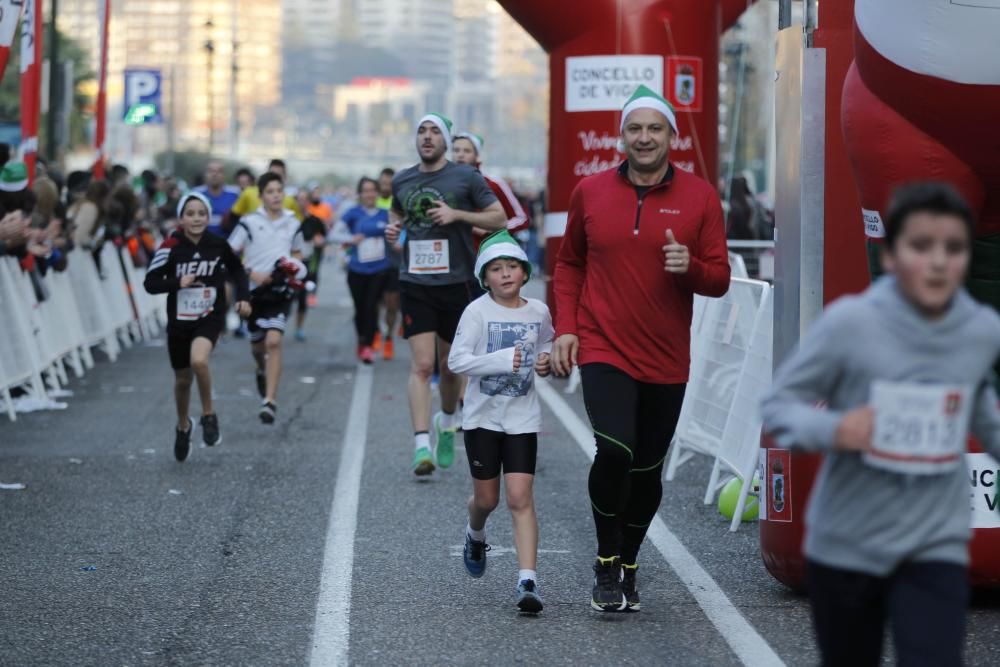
[448,230,554,613]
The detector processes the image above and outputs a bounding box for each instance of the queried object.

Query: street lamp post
[230,0,239,156]
[205,19,215,151]
[46,0,60,163]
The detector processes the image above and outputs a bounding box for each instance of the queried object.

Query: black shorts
[400,279,481,343]
[464,429,537,480]
[248,292,293,343]
[167,320,222,370]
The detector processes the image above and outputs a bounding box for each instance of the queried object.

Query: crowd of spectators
[0,147,261,307]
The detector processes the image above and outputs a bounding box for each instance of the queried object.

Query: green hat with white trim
[417,112,454,150]
[474,229,531,290]
[620,84,678,134]
[454,131,484,156]
[0,161,29,192]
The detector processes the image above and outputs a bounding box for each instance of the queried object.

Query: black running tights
[581,363,685,564]
[347,270,391,346]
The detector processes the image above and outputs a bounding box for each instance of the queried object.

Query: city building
[59,0,281,161]
[357,0,456,84]
[282,0,344,109]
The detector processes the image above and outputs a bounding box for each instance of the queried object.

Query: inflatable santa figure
[842,0,1000,587]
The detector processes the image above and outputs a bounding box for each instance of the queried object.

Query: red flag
[19,0,41,183]
[93,0,110,179]
[0,0,23,84]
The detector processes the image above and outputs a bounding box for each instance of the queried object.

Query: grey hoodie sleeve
[760,300,855,451]
[970,378,1000,461]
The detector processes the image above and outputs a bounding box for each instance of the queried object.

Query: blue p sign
[123,69,163,123]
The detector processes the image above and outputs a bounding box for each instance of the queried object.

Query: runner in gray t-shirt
[392,161,497,286]
[385,113,505,477]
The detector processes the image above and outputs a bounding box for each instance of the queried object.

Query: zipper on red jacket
[618,161,674,237]
[633,196,644,236]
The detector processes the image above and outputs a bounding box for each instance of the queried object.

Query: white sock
[440,410,459,430]
[414,432,430,452]
[466,523,485,542]
[518,569,537,584]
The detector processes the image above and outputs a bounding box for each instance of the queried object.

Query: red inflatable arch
[498,0,754,314]
[762,0,1000,590]
[841,0,1000,588]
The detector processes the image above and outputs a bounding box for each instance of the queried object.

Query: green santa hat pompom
[417,112,454,150]
[0,161,29,192]
[474,229,531,290]
[454,131,484,156]
[620,84,678,135]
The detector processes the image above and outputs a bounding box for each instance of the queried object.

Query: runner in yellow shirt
[231,158,303,220]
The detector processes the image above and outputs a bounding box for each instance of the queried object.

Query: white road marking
[309,364,374,667]
[537,378,785,667]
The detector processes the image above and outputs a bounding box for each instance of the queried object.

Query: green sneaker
[433,411,456,469]
[413,446,435,476]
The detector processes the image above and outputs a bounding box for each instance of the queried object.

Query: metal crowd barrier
[0,248,166,421]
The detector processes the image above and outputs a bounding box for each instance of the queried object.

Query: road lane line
[309,364,374,667]
[537,378,785,667]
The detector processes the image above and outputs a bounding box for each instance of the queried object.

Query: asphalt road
[2,270,998,666]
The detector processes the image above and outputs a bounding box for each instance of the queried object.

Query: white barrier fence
[0,248,166,421]
[665,277,773,531]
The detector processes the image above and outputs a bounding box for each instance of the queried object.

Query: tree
[0,22,95,155]
[154,150,247,184]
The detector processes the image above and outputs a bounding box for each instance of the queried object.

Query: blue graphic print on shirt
[480,321,540,397]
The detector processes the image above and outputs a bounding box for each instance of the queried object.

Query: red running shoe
[359,346,376,365]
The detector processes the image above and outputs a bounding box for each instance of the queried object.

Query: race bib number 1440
[177,286,217,321]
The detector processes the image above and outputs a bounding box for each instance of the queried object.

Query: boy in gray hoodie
[762,182,1000,666]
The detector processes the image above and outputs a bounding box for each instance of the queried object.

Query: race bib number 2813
[866,381,972,476]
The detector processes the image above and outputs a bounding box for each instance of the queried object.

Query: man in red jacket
[551,85,730,613]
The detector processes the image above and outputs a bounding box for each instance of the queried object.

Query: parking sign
[123,68,162,123]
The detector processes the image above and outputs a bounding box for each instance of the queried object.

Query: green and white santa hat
[620,84,678,134]
[417,112,454,151]
[0,161,29,192]
[474,229,531,290]
[454,131,484,156]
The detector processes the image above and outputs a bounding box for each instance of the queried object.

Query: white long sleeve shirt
[449,294,554,434]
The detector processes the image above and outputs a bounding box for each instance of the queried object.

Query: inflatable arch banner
[498,0,753,312]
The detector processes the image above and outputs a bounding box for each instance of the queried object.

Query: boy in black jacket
[144,192,251,461]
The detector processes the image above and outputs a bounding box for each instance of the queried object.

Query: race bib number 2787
[408,239,450,275]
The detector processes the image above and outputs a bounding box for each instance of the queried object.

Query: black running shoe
[622,564,640,612]
[591,556,626,612]
[200,413,221,447]
[174,418,193,462]
[259,401,276,424]
[516,579,543,613]
[255,369,266,398]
